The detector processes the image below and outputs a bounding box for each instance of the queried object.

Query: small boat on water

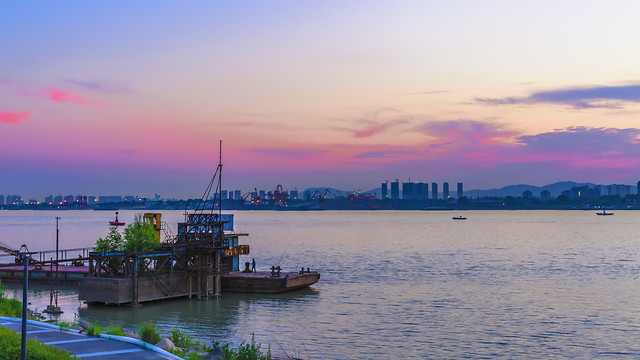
[108,211,126,226]
[452,215,467,220]
[596,209,613,216]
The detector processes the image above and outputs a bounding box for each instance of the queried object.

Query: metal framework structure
[84,141,250,303]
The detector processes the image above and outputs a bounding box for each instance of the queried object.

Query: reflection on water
[2,210,640,359]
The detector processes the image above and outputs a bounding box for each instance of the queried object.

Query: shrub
[0,327,76,360]
[105,325,125,336]
[223,334,271,360]
[170,328,194,348]
[0,298,21,317]
[138,322,160,344]
[86,324,104,337]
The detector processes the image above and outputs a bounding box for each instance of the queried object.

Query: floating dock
[222,270,320,293]
[0,264,89,284]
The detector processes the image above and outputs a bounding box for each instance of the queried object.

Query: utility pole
[45,217,63,314]
[18,251,36,360]
[55,217,59,308]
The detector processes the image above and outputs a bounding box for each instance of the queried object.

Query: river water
[2,210,640,359]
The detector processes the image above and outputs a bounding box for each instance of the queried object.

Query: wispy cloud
[0,79,101,105]
[0,111,30,124]
[417,120,519,146]
[354,118,410,138]
[399,90,451,96]
[476,84,640,109]
[66,79,130,94]
[242,147,325,158]
[354,148,420,159]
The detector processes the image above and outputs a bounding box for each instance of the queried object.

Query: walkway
[0,318,179,359]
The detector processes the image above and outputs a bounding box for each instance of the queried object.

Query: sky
[2,1,640,199]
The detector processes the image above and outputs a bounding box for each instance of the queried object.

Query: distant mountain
[465,181,596,198]
[305,181,637,200]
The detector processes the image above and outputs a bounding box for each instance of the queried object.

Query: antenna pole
[218,140,222,217]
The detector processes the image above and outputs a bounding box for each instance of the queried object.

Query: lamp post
[17,251,36,360]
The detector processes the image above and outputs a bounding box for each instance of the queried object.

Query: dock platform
[222,270,320,293]
[0,265,90,284]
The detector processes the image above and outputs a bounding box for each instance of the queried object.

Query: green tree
[94,227,125,253]
[123,220,159,253]
[94,227,125,275]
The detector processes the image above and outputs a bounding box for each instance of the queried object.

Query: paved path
[0,318,178,359]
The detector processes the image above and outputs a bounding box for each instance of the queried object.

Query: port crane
[311,189,332,202]
[268,185,289,206]
[0,241,33,264]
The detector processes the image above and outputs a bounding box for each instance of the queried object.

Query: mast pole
[219,140,222,218]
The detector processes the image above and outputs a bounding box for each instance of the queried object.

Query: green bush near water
[105,325,126,336]
[138,322,161,344]
[0,281,22,317]
[222,334,271,360]
[0,327,77,360]
[86,324,104,337]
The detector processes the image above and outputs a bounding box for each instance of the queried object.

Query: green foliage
[94,226,125,252]
[170,328,195,348]
[86,324,104,337]
[138,322,161,344]
[184,352,201,360]
[123,220,159,253]
[0,298,21,317]
[223,334,271,360]
[105,325,125,336]
[0,327,77,359]
[94,227,125,275]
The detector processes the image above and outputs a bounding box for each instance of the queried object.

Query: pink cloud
[0,111,30,124]
[0,80,100,105]
[354,119,409,138]
[46,89,91,104]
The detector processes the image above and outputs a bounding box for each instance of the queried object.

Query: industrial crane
[311,189,332,202]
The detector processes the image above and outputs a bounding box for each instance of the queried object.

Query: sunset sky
[2,1,640,199]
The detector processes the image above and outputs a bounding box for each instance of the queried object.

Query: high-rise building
[457,182,463,198]
[234,190,241,200]
[415,182,427,200]
[402,182,414,200]
[443,182,450,199]
[390,181,400,199]
[381,182,388,199]
[0,195,4,206]
[290,190,299,200]
[637,181,640,195]
[431,183,438,200]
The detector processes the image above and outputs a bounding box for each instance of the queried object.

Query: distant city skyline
[2,2,640,199]
[2,180,639,204]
